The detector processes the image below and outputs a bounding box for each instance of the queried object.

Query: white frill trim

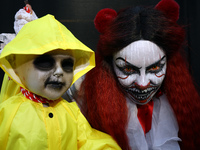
[126,94,181,150]
[14,8,38,34]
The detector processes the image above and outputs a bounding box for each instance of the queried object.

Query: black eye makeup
[33,54,74,72]
[146,56,166,74]
[117,65,140,75]
[115,57,141,75]
[33,55,55,71]
[62,58,74,72]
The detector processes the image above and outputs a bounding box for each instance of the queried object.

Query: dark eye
[123,66,137,75]
[117,65,138,75]
[124,67,135,73]
[149,66,160,71]
[147,64,164,73]
[33,55,55,71]
[62,58,74,72]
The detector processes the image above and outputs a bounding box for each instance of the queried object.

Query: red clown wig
[79,0,200,149]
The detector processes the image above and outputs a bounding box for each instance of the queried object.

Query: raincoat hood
[0,14,95,88]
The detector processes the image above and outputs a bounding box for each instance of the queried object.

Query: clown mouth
[124,86,159,102]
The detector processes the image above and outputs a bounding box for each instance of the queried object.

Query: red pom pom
[24,6,31,13]
[94,8,117,34]
[155,0,180,22]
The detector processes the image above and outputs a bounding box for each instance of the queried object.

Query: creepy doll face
[113,40,167,105]
[14,50,74,100]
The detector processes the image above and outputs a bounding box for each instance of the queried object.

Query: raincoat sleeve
[76,108,121,150]
[0,73,20,103]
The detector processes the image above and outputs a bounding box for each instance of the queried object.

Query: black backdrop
[0,0,200,92]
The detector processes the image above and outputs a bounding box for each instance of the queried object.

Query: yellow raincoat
[0,74,20,103]
[0,14,121,150]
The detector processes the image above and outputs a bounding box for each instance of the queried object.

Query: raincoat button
[49,112,53,118]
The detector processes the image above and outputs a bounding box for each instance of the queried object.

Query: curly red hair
[78,0,200,149]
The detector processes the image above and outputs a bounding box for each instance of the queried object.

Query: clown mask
[14,50,74,100]
[113,40,166,105]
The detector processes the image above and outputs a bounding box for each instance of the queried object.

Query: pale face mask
[14,50,75,100]
[113,40,167,105]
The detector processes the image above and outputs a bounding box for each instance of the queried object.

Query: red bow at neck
[137,90,163,134]
[20,87,53,103]
[137,100,154,134]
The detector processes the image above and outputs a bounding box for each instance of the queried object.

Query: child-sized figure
[0,14,121,150]
[79,0,200,149]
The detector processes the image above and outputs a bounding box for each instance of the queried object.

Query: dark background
[0,0,200,92]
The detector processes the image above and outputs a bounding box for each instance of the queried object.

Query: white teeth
[129,87,157,94]
[125,86,159,100]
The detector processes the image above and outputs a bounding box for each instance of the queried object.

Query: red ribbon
[137,100,154,134]
[20,87,53,103]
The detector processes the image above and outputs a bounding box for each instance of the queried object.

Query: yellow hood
[0,14,95,88]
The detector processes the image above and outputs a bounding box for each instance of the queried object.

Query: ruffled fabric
[14,8,38,34]
[126,94,181,150]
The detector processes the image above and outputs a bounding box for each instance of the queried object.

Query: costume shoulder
[0,74,20,103]
[0,94,25,149]
[59,100,80,118]
[0,93,24,108]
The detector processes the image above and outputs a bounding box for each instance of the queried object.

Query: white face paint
[113,40,167,105]
[15,50,74,100]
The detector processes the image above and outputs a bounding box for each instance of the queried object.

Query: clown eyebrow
[115,57,142,70]
[146,56,166,70]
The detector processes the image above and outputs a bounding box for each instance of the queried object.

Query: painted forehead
[113,40,166,67]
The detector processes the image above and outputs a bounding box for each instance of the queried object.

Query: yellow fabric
[0,14,95,88]
[0,74,20,103]
[0,95,121,150]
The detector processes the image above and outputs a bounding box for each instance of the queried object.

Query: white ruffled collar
[126,94,181,150]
